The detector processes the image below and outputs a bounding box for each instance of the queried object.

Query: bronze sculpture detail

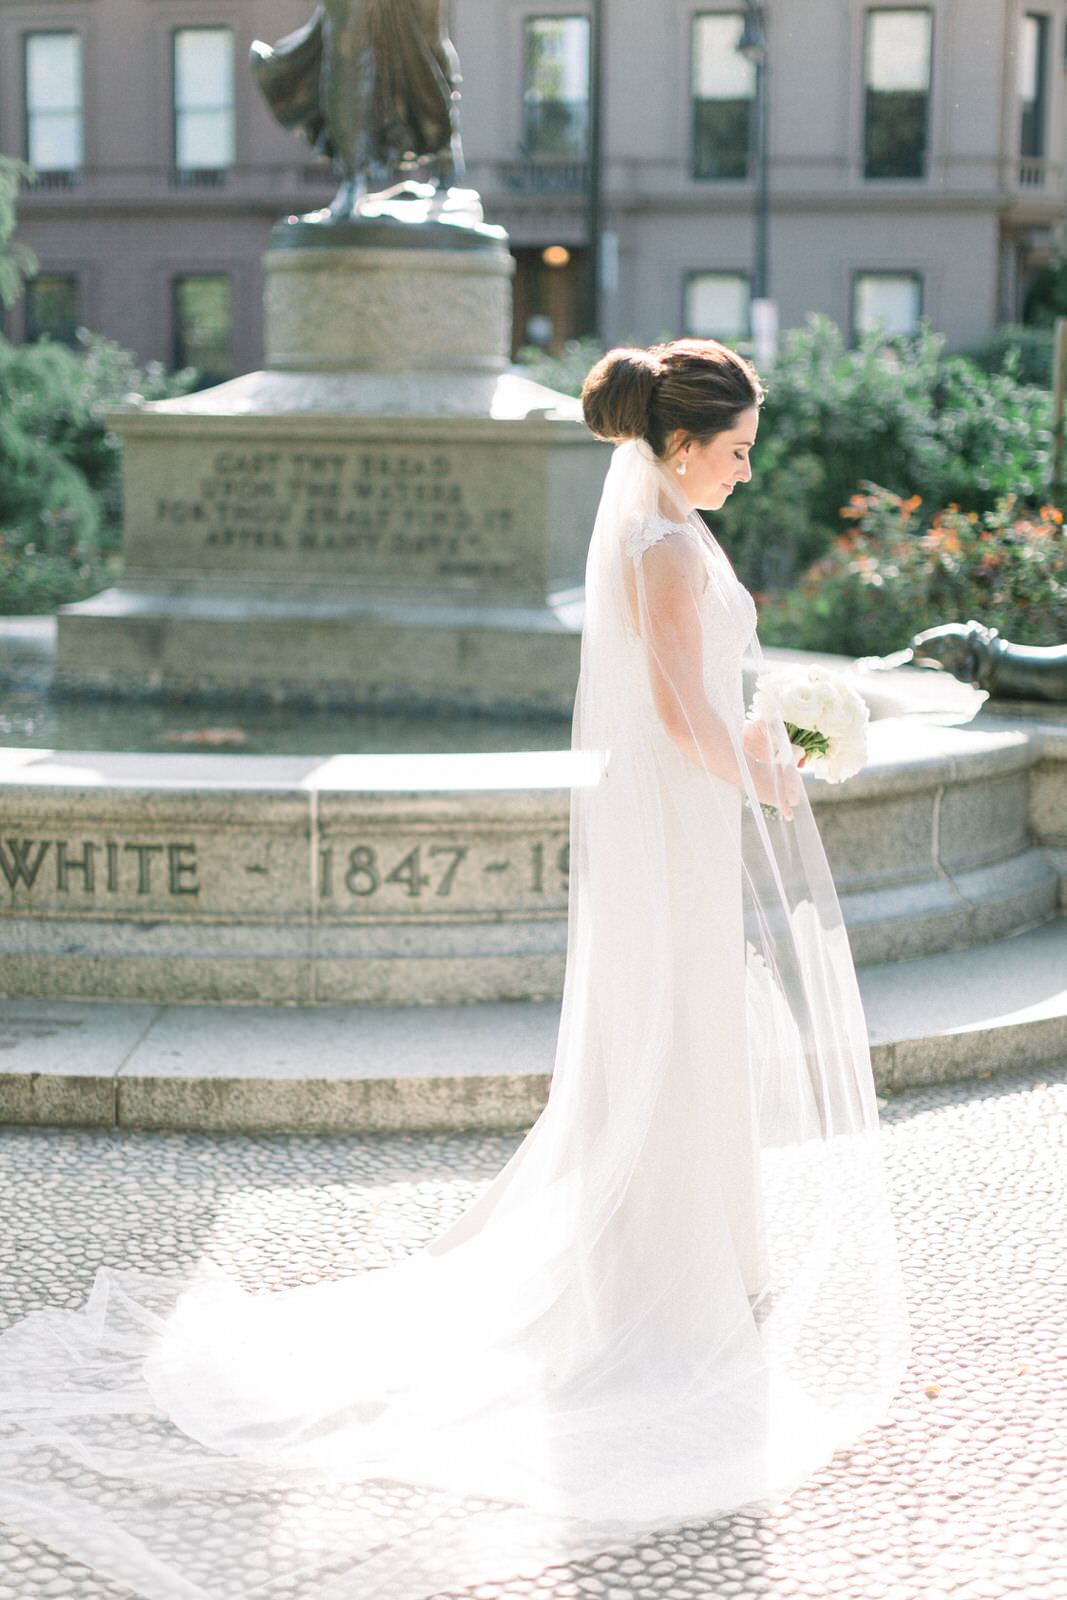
[908,619,1067,702]
[251,1,464,220]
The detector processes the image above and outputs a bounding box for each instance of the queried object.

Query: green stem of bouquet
[784,722,830,758]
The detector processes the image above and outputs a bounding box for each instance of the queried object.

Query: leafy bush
[519,318,1056,598]
[1023,254,1067,328]
[714,316,1053,593]
[758,486,1067,658]
[515,336,606,398]
[0,156,36,310]
[963,324,1054,388]
[0,331,195,613]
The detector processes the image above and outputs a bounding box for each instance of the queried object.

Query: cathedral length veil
[0,440,909,1599]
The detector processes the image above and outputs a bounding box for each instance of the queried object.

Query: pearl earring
[676,459,687,477]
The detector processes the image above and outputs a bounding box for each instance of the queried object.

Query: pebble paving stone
[0,1061,1065,1600]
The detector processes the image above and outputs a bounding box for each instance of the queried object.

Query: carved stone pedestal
[57,206,606,713]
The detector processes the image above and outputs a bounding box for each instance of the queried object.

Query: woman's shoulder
[623,511,698,565]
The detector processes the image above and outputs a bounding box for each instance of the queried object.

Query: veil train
[0,440,909,1599]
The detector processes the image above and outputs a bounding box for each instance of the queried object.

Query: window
[853,272,922,336]
[523,17,590,158]
[1020,13,1050,159]
[684,273,750,340]
[25,274,80,346]
[692,13,755,180]
[24,32,83,174]
[173,275,233,383]
[173,28,235,171]
[863,9,932,179]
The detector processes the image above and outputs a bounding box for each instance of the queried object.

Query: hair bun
[580,346,662,443]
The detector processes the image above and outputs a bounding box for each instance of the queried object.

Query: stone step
[2,916,1066,1134]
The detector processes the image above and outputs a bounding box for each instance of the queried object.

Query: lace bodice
[623,511,692,564]
[624,512,758,663]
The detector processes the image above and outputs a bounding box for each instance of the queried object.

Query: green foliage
[0,155,36,309]
[519,318,1054,604]
[1023,254,1067,327]
[0,331,195,613]
[516,336,605,398]
[964,323,1054,388]
[714,316,1053,594]
[758,486,1067,658]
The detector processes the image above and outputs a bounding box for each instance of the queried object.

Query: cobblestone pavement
[1,1062,1065,1600]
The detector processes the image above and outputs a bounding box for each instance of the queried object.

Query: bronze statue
[907,619,1067,702]
[251,0,464,219]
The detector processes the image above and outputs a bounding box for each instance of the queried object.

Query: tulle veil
[0,439,909,1598]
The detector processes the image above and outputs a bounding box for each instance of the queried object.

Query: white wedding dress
[0,441,909,1599]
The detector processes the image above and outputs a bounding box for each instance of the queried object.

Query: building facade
[1,0,1065,374]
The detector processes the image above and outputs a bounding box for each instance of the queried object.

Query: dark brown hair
[580,337,764,457]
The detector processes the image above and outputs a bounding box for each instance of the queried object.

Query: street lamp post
[586,0,605,342]
[738,4,776,363]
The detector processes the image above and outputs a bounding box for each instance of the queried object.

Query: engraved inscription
[153,449,521,583]
[0,838,200,899]
[317,834,570,917]
[0,831,572,920]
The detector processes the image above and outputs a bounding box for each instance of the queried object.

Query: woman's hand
[742,718,775,764]
[744,718,806,820]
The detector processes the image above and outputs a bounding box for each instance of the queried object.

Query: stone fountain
[1,4,611,1007]
[4,10,1067,1123]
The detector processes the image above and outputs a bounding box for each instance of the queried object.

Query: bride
[0,338,909,1599]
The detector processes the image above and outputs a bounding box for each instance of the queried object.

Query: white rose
[782,683,820,728]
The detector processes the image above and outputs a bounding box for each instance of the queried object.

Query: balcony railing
[496,159,590,195]
[1018,156,1053,188]
[21,169,81,192]
[170,167,228,190]
[19,162,335,201]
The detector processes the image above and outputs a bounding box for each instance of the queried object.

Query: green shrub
[515,336,606,398]
[1023,254,1067,327]
[758,486,1067,657]
[0,331,195,613]
[519,318,1055,597]
[0,156,36,310]
[964,324,1054,388]
[714,316,1053,593]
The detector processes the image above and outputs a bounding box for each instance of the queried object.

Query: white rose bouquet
[748,664,870,789]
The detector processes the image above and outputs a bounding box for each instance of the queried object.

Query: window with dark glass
[853,272,922,337]
[173,275,233,383]
[863,9,932,179]
[25,274,80,345]
[684,272,750,339]
[173,28,235,171]
[24,32,83,173]
[522,17,590,158]
[692,13,754,180]
[1019,13,1049,159]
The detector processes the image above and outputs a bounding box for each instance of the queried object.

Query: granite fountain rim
[0,717,1053,804]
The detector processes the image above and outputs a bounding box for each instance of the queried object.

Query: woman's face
[668,406,760,512]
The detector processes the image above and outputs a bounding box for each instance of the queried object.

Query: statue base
[277,182,507,247]
[54,197,608,714]
[264,188,514,375]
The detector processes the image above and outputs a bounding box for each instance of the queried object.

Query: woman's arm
[637,537,802,816]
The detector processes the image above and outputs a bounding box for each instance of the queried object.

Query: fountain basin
[2,715,1064,1004]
